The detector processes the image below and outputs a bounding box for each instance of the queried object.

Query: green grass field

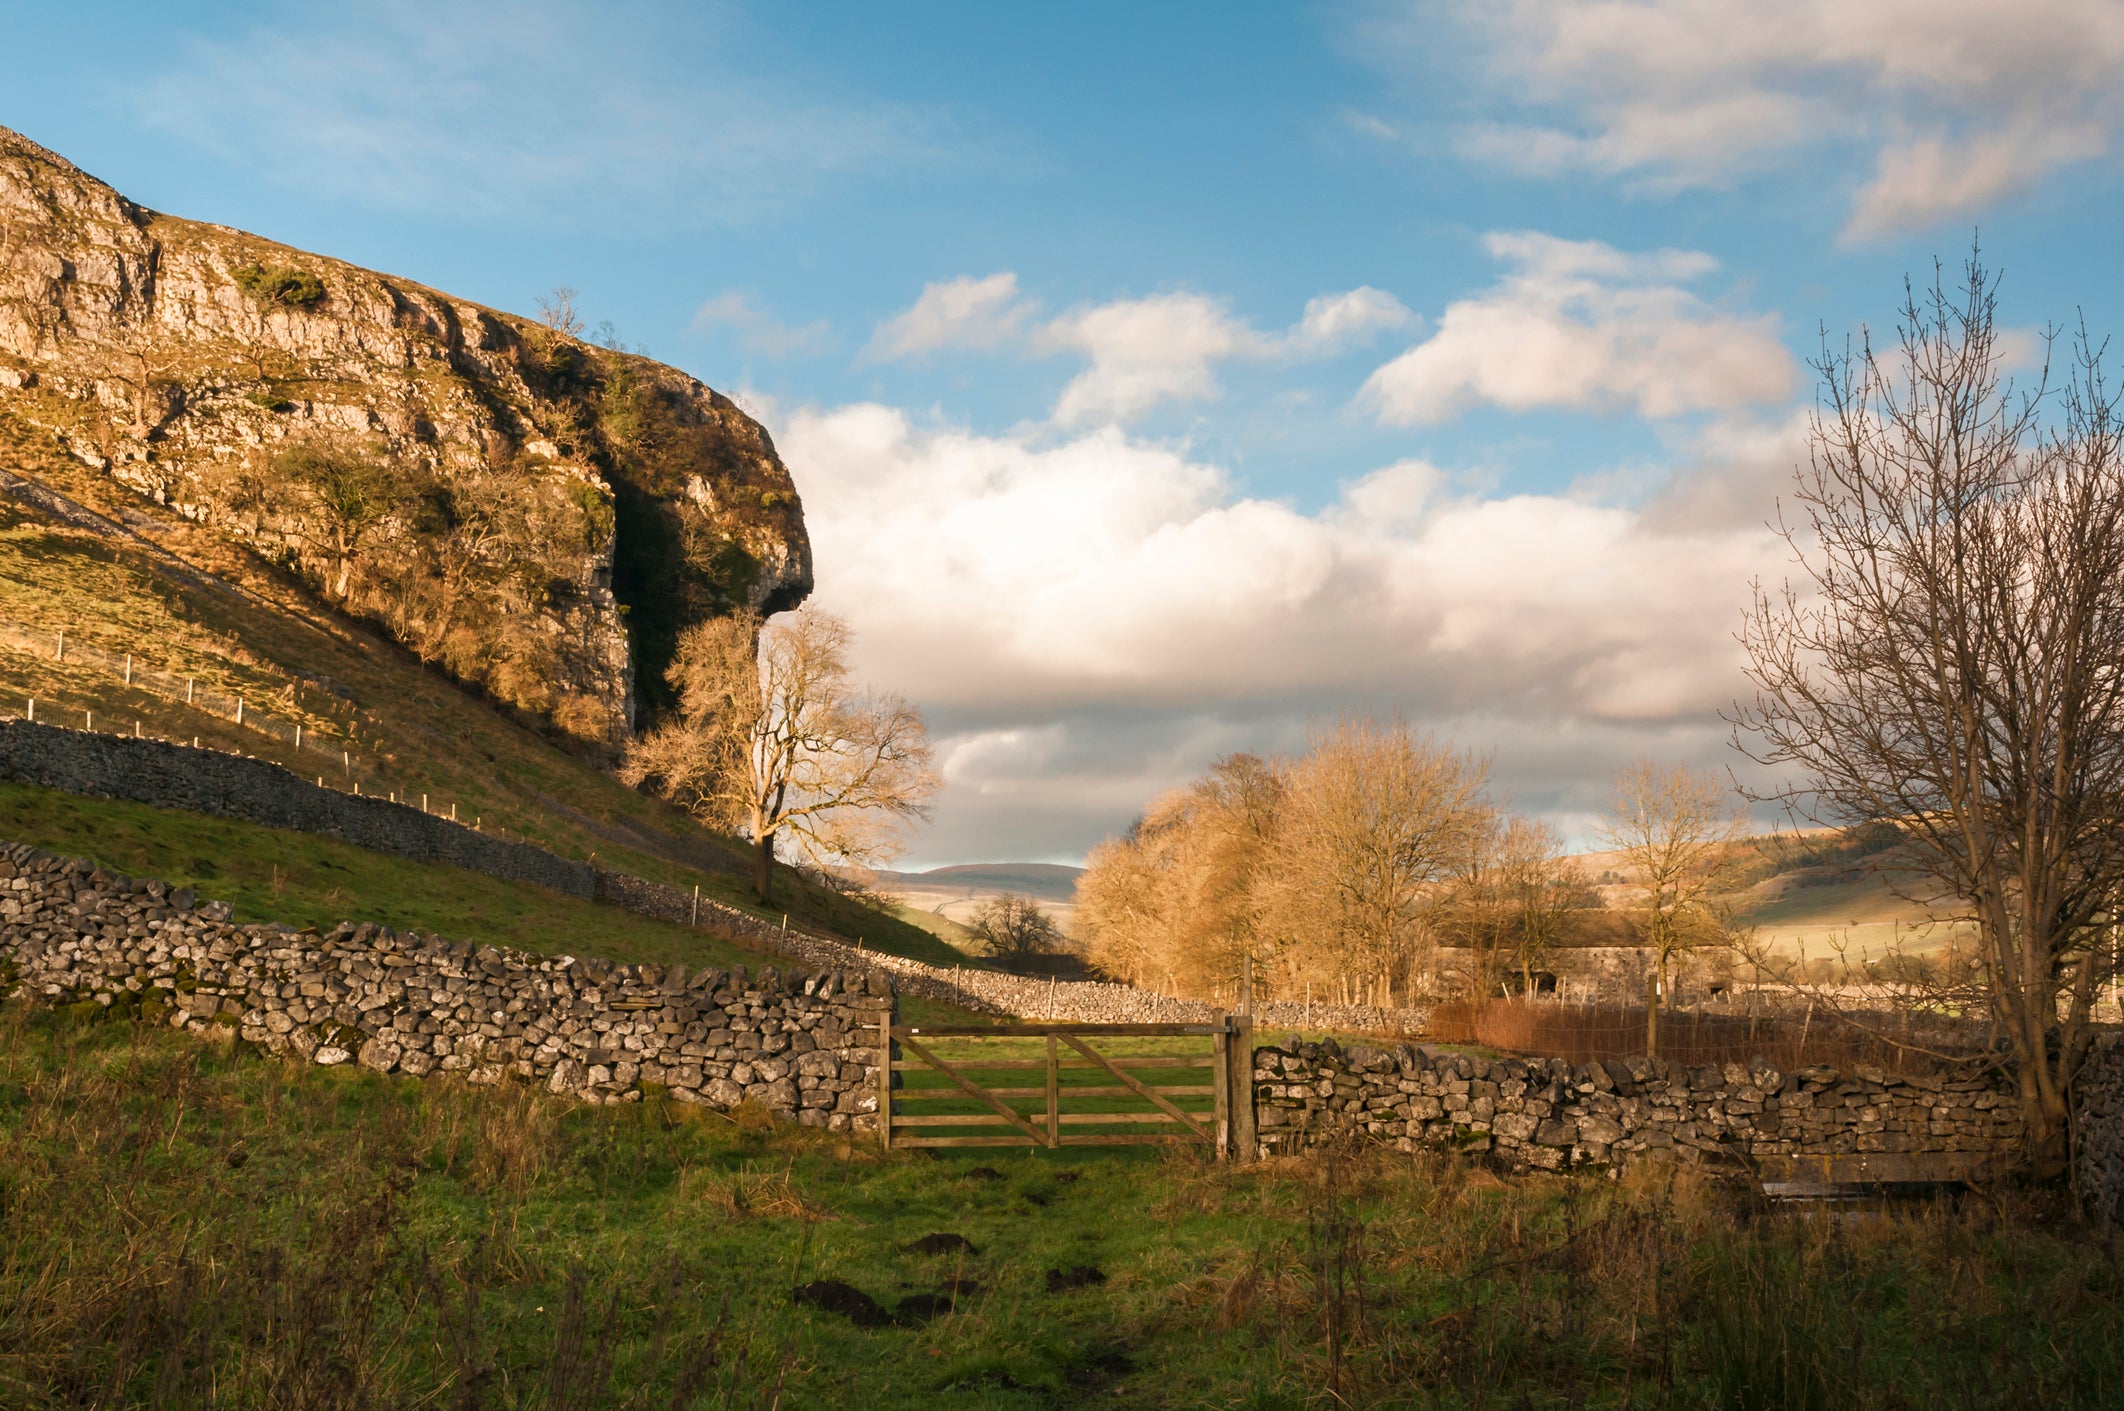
[3,1005,2120,1409]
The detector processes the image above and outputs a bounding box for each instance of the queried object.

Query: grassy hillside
[0,413,947,963]
[0,780,976,1025]
[3,1007,2116,1408]
[1575,825,1976,965]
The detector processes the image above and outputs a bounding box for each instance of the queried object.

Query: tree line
[1075,723,1746,1020]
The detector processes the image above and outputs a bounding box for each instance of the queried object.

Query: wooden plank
[893,1023,1228,1038]
[1213,1013,1230,1160]
[897,1034,1047,1146]
[1062,1034,1211,1140]
[890,1056,1209,1072]
[896,1109,1211,1127]
[1045,1034,1059,1150]
[895,1135,1041,1149]
[1057,1134,1203,1147]
[892,1084,1218,1102]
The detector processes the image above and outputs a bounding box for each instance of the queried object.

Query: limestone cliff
[0,126,811,750]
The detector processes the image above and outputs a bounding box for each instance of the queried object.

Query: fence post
[186,678,193,704]
[1046,1033,1060,1149]
[25,699,31,722]
[53,631,61,662]
[1213,1009,1231,1160]
[124,653,131,684]
[1228,1012,1256,1163]
[877,1014,895,1154]
[236,697,243,724]
[691,884,699,925]
[295,724,302,748]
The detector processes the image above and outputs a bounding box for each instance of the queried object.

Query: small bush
[244,390,293,413]
[232,263,326,309]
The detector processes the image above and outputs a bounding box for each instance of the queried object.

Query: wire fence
[0,618,379,779]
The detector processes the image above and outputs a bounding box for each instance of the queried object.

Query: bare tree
[1499,817,1579,996]
[1597,760,1746,1056]
[1733,252,2124,1174]
[1075,753,1283,997]
[1261,718,1494,1007]
[536,285,585,340]
[621,608,939,903]
[966,894,1071,971]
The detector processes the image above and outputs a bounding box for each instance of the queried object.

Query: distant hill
[886,863,1085,904]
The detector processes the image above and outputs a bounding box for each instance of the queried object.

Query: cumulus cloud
[1286,286,1415,353]
[866,272,1040,359]
[1362,232,1798,424]
[135,0,955,226]
[782,401,1787,862]
[1036,293,1270,425]
[691,292,834,358]
[869,278,1413,424]
[1413,0,2124,237]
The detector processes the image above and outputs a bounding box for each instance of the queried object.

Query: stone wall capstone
[1254,1035,2024,1173]
[0,841,891,1127]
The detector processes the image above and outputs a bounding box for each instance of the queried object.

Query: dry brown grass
[688,1163,837,1223]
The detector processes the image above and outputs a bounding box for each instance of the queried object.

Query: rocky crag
[0,126,811,749]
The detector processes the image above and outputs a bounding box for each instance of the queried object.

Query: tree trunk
[753,832,774,904]
[2020,1067,2072,1180]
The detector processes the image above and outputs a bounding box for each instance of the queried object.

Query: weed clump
[232,262,326,309]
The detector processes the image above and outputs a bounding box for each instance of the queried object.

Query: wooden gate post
[1229,1012,1256,1163]
[878,1012,894,1153]
[1212,1009,1231,1159]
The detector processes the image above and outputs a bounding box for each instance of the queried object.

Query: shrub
[232,263,326,309]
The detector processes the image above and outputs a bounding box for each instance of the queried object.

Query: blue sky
[8,1,2124,864]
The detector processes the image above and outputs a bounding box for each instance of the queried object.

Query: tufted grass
[2,1002,2121,1409]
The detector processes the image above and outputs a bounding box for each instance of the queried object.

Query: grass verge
[2,1004,2120,1409]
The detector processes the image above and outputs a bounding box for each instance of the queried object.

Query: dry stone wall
[0,841,891,1127]
[2074,1035,2124,1224]
[0,720,598,897]
[1254,1036,2024,1173]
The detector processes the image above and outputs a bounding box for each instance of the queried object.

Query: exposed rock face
[0,126,811,749]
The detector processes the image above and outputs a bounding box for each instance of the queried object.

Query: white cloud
[691,292,833,357]
[1362,232,1798,424]
[782,401,1788,862]
[1287,287,1415,353]
[1416,0,2124,236]
[869,278,1412,424]
[865,272,1040,360]
[134,0,954,226]
[1037,293,1269,425]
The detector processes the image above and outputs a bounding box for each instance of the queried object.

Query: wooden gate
[881,1018,1255,1158]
